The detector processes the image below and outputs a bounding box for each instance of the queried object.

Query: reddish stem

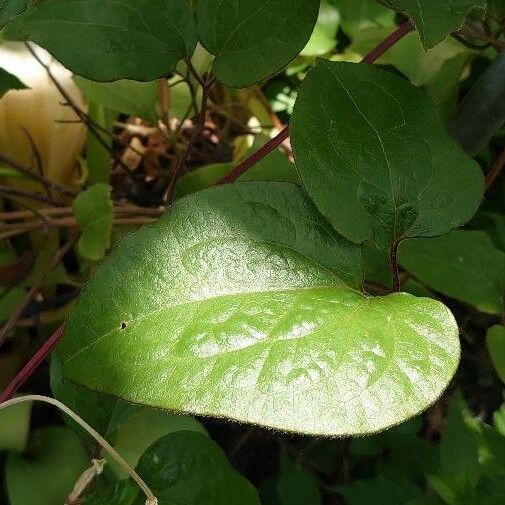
[217,126,291,184]
[0,324,65,403]
[485,145,505,190]
[217,20,415,185]
[361,20,414,64]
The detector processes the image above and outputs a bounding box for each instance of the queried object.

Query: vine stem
[390,239,402,292]
[217,20,415,185]
[0,324,65,403]
[0,395,158,505]
[485,145,505,189]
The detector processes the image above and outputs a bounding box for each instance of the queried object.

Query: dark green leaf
[379,0,488,48]
[5,426,89,505]
[0,66,27,99]
[75,77,158,122]
[400,231,505,315]
[291,60,484,249]
[196,0,320,87]
[487,325,505,383]
[73,183,113,261]
[5,0,197,81]
[0,0,30,29]
[106,407,207,478]
[135,431,260,505]
[59,182,459,436]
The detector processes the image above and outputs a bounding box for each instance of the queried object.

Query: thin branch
[486,145,505,189]
[390,239,402,292]
[0,325,65,403]
[361,20,415,64]
[162,74,215,204]
[0,184,63,206]
[217,20,415,185]
[0,152,77,197]
[0,232,79,348]
[24,42,131,175]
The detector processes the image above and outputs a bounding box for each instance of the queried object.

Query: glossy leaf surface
[291,60,484,249]
[136,431,260,505]
[60,183,459,436]
[196,0,320,87]
[400,231,505,315]
[379,0,487,48]
[0,0,29,29]
[5,0,197,81]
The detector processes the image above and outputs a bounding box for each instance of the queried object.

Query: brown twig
[0,152,77,197]
[390,239,402,292]
[486,145,505,189]
[0,184,63,206]
[24,42,131,175]
[0,232,79,348]
[162,74,215,204]
[217,20,415,185]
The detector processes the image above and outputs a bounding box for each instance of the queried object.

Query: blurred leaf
[379,0,487,48]
[5,426,89,505]
[400,231,505,315]
[0,66,26,98]
[135,431,260,505]
[75,78,158,122]
[439,393,480,487]
[495,404,505,437]
[85,101,113,185]
[301,1,340,57]
[106,407,207,479]
[277,449,321,505]
[291,60,484,249]
[0,398,31,452]
[84,474,139,505]
[334,0,394,37]
[487,325,505,383]
[5,0,197,81]
[73,183,113,261]
[336,475,422,505]
[196,0,320,87]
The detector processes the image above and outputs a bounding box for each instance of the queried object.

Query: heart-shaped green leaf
[487,325,505,383]
[4,0,197,81]
[196,0,320,87]
[291,60,484,250]
[379,0,487,48]
[0,0,30,29]
[59,182,459,436]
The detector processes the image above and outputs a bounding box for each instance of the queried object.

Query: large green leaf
[291,61,484,250]
[379,0,488,48]
[59,182,459,436]
[5,426,89,505]
[4,0,197,81]
[196,0,320,87]
[400,231,505,315]
[136,431,260,504]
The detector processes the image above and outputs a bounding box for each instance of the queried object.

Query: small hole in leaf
[120,322,127,330]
